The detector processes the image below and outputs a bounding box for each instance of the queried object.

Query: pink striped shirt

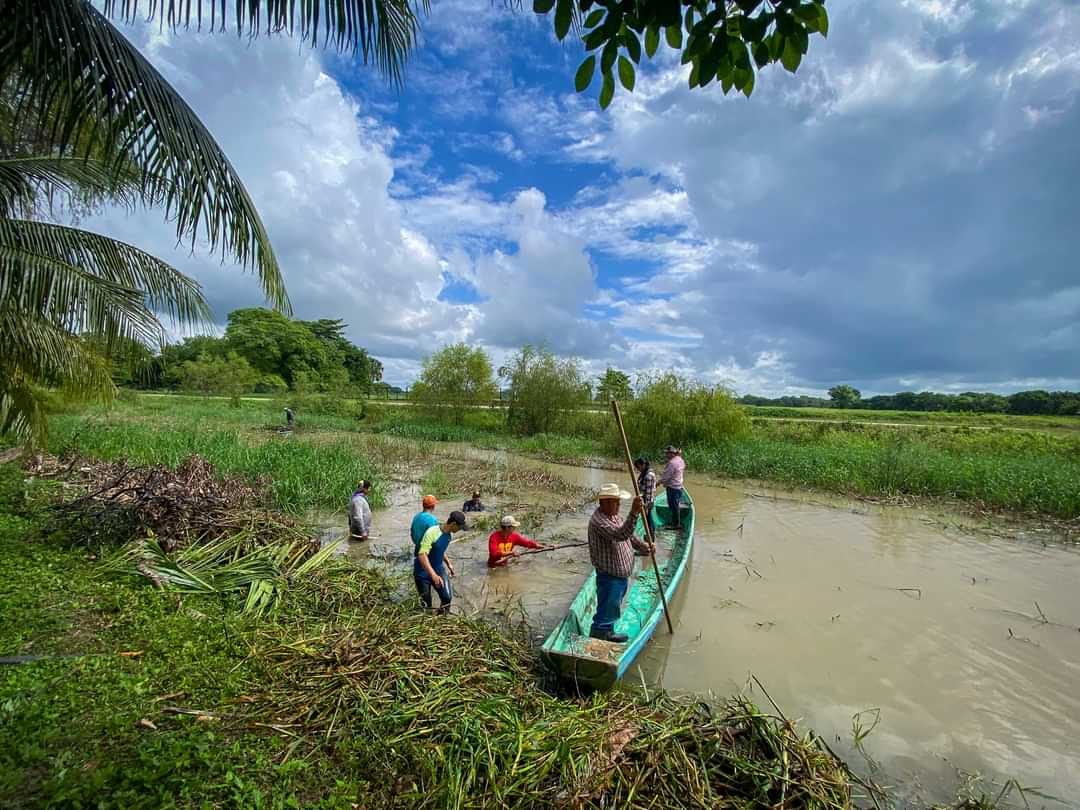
[659,455,685,489]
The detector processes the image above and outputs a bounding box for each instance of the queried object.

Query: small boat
[541,490,695,691]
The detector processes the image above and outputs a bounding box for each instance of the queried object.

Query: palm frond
[1,0,290,312]
[100,0,428,85]
[0,218,212,347]
[0,372,47,442]
[0,155,141,219]
[0,311,116,401]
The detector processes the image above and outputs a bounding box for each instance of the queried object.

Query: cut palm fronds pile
[31,452,274,551]
[101,530,340,616]
[29,452,335,614]
[245,567,853,808]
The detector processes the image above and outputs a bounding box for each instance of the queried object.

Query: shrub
[616,374,750,453]
[410,344,498,424]
[500,345,590,435]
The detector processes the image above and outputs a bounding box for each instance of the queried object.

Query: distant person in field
[348,480,372,542]
[414,510,466,614]
[634,457,657,541]
[463,490,485,513]
[487,515,551,567]
[587,484,650,643]
[657,445,686,530]
[410,495,439,548]
[284,407,294,429]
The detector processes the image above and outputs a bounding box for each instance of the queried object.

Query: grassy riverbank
[0,462,862,809]
[44,395,1080,522]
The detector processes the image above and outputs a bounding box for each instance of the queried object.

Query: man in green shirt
[414,510,467,615]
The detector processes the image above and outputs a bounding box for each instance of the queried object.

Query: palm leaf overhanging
[1,0,289,310]
[100,0,429,86]
[0,0,429,445]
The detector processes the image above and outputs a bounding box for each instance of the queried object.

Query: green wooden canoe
[540,490,694,691]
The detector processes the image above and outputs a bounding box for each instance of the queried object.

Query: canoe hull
[541,491,695,691]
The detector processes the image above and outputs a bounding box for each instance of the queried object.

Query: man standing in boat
[657,445,686,530]
[588,484,651,643]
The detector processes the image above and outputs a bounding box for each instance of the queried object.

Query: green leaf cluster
[410,343,500,423]
[541,0,829,108]
[154,308,384,396]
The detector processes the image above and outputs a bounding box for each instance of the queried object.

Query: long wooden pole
[611,400,674,635]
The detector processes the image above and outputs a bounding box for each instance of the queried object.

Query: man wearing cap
[414,511,466,614]
[588,483,651,643]
[410,495,439,550]
[487,516,551,567]
[463,490,485,513]
[657,445,686,530]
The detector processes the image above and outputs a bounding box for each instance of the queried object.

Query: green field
[745,405,1080,433]
[40,395,1080,522]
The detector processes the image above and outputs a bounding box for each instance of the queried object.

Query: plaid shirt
[588,507,648,578]
[638,470,656,506]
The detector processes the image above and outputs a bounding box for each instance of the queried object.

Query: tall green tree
[411,343,498,423]
[299,318,384,390]
[827,384,861,409]
[500,345,590,435]
[595,367,633,403]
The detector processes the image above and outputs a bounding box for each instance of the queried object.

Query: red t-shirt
[487,530,540,567]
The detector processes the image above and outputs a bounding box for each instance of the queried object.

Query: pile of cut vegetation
[27,452,334,614]
[243,562,856,809]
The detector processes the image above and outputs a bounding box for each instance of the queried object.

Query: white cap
[500,515,520,528]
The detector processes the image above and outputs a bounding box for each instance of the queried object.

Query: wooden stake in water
[611,400,674,635]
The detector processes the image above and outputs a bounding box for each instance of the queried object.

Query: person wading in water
[348,480,372,541]
[414,510,466,615]
[486,515,552,567]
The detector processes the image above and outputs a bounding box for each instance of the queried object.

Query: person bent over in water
[487,515,551,567]
[414,510,466,615]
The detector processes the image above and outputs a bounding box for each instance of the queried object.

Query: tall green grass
[690,426,1080,518]
[47,417,380,513]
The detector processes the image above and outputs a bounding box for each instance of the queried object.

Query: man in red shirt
[487,515,552,567]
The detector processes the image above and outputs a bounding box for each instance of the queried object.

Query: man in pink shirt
[657,445,686,529]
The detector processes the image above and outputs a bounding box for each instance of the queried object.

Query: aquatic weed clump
[247,563,852,809]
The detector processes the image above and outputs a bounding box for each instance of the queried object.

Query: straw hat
[597,483,632,501]
[500,515,520,528]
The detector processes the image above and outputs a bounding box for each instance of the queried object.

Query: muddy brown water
[312,448,1080,805]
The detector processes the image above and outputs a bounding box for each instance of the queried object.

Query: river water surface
[316,448,1080,805]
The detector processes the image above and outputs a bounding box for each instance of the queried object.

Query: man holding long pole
[587,484,652,642]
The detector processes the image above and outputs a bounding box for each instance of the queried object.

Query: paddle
[612,400,674,634]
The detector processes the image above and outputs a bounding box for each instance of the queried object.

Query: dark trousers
[591,572,629,635]
[414,568,452,612]
[666,487,684,527]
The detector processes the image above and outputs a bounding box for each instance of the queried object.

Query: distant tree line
[739,387,1080,416]
[118,308,383,396]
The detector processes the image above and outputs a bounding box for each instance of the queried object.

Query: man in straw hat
[487,515,552,567]
[587,483,653,643]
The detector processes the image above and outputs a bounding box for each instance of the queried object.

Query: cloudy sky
[95,0,1080,395]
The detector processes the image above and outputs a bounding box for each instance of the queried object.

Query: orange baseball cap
[422,495,438,508]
